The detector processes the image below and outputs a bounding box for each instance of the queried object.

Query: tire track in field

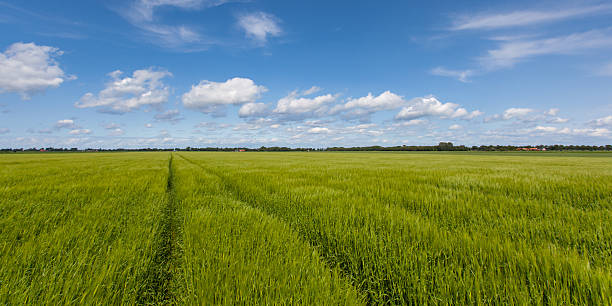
[174,153,367,300]
[137,153,183,304]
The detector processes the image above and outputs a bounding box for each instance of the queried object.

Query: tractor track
[137,153,182,305]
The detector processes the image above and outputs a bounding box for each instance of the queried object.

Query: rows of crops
[1,152,610,304]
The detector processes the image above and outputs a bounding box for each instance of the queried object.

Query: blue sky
[1,0,611,148]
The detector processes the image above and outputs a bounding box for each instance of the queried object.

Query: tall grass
[173,155,363,304]
[178,151,611,304]
[0,153,169,304]
[1,151,610,304]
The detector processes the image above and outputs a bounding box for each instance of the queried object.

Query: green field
[1,152,610,304]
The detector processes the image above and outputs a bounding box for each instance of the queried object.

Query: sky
[0,0,611,149]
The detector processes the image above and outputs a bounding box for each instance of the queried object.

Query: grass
[0,151,610,304]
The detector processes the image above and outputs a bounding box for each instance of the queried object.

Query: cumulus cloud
[75,68,171,113]
[448,124,462,130]
[334,91,405,115]
[109,128,125,136]
[395,96,482,120]
[451,5,612,30]
[238,102,269,117]
[237,12,282,43]
[68,129,91,135]
[307,127,329,134]
[273,91,338,116]
[394,119,428,127]
[0,42,71,99]
[346,123,377,130]
[486,107,570,123]
[532,126,610,137]
[502,108,534,120]
[545,108,559,116]
[591,115,612,126]
[55,119,77,129]
[182,77,266,113]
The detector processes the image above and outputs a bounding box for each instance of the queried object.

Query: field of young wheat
[0,151,610,304]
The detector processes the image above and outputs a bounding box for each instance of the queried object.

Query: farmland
[0,152,610,304]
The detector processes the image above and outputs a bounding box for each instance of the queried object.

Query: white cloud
[68,129,91,135]
[129,0,223,22]
[238,102,269,117]
[547,117,569,124]
[122,0,228,49]
[451,5,612,30]
[448,124,462,130]
[395,119,428,127]
[336,91,405,113]
[572,128,610,137]
[591,115,612,126]
[273,91,337,116]
[395,96,482,120]
[532,126,610,137]
[481,29,612,69]
[346,123,377,130]
[545,108,559,116]
[486,108,569,123]
[182,77,266,112]
[0,42,70,99]
[502,108,534,120]
[534,126,558,133]
[155,109,183,123]
[0,128,9,134]
[430,67,474,82]
[104,122,121,129]
[145,123,153,128]
[75,68,171,113]
[237,12,282,43]
[302,86,322,95]
[109,128,125,136]
[55,119,76,129]
[307,127,329,134]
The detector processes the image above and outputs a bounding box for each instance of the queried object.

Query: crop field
[0,152,611,304]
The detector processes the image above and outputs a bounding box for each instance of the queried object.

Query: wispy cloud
[155,109,184,123]
[590,115,612,127]
[480,28,612,69]
[119,0,230,50]
[430,67,474,82]
[451,5,612,30]
[435,5,612,80]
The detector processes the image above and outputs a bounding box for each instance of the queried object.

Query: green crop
[1,151,610,304]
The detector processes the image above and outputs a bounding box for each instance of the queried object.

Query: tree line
[2,143,611,152]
